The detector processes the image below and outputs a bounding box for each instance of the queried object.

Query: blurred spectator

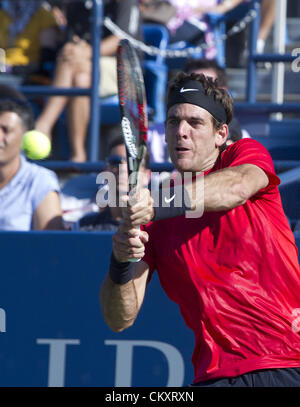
[140,0,176,25]
[257,0,276,54]
[184,57,227,86]
[0,1,60,82]
[72,137,150,231]
[0,88,64,231]
[226,0,276,67]
[165,0,244,59]
[0,82,27,102]
[59,172,100,229]
[35,0,143,162]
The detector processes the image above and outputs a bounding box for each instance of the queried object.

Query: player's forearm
[202,164,268,211]
[203,167,249,211]
[100,244,149,332]
[152,172,246,221]
[152,165,268,221]
[100,275,139,332]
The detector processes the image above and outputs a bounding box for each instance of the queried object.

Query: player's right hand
[112,224,149,263]
[121,187,154,227]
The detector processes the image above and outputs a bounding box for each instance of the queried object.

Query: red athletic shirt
[142,138,300,383]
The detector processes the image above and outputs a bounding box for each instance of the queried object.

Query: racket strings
[120,55,140,148]
[117,39,149,193]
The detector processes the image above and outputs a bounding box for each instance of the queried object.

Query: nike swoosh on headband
[180,87,199,93]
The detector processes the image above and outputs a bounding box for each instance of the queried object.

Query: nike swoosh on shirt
[164,194,176,204]
[180,87,199,93]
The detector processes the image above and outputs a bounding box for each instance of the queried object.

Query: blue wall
[0,231,299,387]
[0,231,194,387]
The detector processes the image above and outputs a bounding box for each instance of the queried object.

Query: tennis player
[100,72,300,387]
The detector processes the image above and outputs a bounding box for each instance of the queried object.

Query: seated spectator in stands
[35,0,143,162]
[59,172,100,229]
[166,0,244,59]
[72,137,150,231]
[257,0,276,54]
[0,0,60,82]
[140,0,176,26]
[0,96,64,231]
[184,57,227,86]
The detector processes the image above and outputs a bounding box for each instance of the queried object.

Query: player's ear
[215,123,228,148]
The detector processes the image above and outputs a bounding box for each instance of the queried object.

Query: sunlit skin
[0,112,24,189]
[0,111,64,229]
[165,103,228,175]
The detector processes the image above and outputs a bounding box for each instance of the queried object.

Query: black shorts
[192,367,300,387]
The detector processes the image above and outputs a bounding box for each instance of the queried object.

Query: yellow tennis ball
[22,130,51,160]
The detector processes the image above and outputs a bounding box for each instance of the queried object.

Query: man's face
[165,103,226,173]
[0,111,24,166]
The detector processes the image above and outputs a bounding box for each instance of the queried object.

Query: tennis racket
[117,39,148,262]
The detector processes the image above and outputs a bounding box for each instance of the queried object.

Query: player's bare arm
[118,164,269,225]
[197,163,269,212]
[100,222,150,332]
[100,259,149,332]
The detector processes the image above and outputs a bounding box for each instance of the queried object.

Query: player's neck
[178,149,221,175]
[0,155,21,190]
[202,149,221,172]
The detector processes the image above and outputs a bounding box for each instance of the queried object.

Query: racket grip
[128,226,142,263]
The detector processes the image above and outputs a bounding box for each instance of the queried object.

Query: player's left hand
[121,188,154,227]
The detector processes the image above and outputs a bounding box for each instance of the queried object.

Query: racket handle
[128,225,142,263]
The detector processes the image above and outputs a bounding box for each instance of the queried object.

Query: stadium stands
[99,23,170,125]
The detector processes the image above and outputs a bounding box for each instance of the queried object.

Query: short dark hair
[228,117,242,142]
[0,84,27,101]
[0,99,34,131]
[167,71,234,127]
[109,135,125,152]
[183,58,227,88]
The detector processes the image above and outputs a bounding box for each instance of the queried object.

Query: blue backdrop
[0,231,299,387]
[0,231,194,387]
